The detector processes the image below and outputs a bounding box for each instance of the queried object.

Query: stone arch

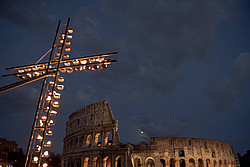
[218,160,222,167]
[105,132,112,145]
[213,160,217,167]
[80,135,85,148]
[189,158,195,167]
[134,157,142,167]
[224,160,227,167]
[103,156,112,167]
[170,158,176,167]
[160,159,165,167]
[93,156,100,167]
[145,157,155,167]
[83,157,90,167]
[86,134,92,147]
[115,155,123,167]
[206,159,211,167]
[198,159,204,167]
[228,161,232,167]
[95,133,101,147]
[180,159,186,167]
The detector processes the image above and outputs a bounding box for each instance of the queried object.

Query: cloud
[73,0,234,94]
[129,110,194,140]
[202,52,250,112]
[0,85,40,116]
[0,0,55,40]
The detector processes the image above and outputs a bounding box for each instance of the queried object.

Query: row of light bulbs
[33,74,66,165]
[32,29,73,166]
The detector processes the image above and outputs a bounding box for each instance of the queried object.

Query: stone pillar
[186,159,189,167]
[112,129,115,145]
[81,158,84,167]
[84,135,87,148]
[91,132,95,148]
[125,152,128,167]
[89,156,93,167]
[101,131,105,148]
[175,159,179,167]
[74,158,77,167]
[112,153,115,167]
[100,156,103,167]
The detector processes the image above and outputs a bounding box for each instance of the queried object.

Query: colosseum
[61,101,237,167]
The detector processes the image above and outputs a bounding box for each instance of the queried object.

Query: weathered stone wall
[62,101,130,167]
[62,102,237,167]
[131,137,236,167]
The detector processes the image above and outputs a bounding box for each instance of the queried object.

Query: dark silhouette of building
[0,138,18,167]
[238,150,250,167]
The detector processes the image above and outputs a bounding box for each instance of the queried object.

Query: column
[91,132,95,148]
[125,152,128,167]
[101,131,105,148]
[112,153,115,167]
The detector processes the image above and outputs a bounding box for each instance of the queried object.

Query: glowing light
[75,67,82,72]
[80,59,87,64]
[36,135,43,141]
[65,47,71,52]
[49,81,55,86]
[54,92,61,99]
[97,57,105,62]
[33,156,39,163]
[65,41,71,46]
[68,28,74,33]
[46,96,52,102]
[48,120,55,126]
[19,75,25,79]
[25,68,31,72]
[67,34,73,39]
[89,58,95,63]
[50,110,58,116]
[63,54,70,59]
[35,145,41,152]
[60,68,66,73]
[64,62,71,66]
[39,120,43,127]
[67,68,73,73]
[58,76,64,82]
[32,66,39,70]
[41,116,47,121]
[34,72,40,77]
[44,141,52,147]
[46,130,53,136]
[18,69,24,73]
[73,59,79,65]
[52,101,59,108]
[43,163,48,167]
[26,73,32,78]
[57,85,64,90]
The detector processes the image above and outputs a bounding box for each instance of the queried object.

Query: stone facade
[61,101,237,167]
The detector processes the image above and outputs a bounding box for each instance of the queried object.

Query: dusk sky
[0,0,249,155]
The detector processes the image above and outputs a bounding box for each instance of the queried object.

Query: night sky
[0,0,250,155]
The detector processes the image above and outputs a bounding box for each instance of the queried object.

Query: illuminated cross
[0,18,117,167]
